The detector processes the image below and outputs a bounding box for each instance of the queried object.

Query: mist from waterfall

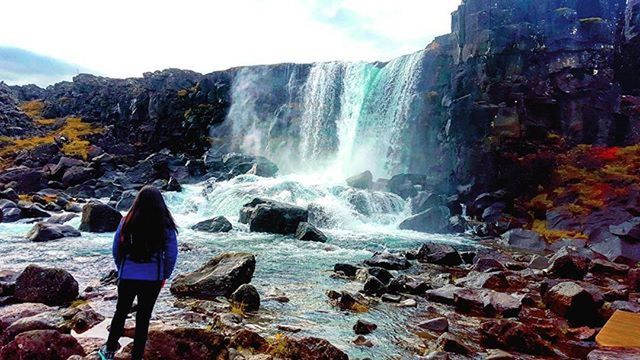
[224,50,429,181]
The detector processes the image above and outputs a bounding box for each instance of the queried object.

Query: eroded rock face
[14,265,79,306]
[170,252,255,299]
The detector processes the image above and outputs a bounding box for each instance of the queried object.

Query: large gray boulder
[170,253,255,299]
[346,171,373,190]
[26,222,81,242]
[191,216,233,233]
[239,198,308,235]
[399,206,451,233]
[79,201,122,232]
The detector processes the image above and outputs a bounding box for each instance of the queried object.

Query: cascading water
[222,50,429,179]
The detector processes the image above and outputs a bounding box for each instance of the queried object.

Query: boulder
[0,303,53,333]
[353,319,377,335]
[0,270,18,297]
[362,276,386,296]
[501,229,545,251]
[45,213,78,224]
[229,284,260,312]
[474,258,506,273]
[191,216,233,233]
[14,265,78,306]
[543,281,603,326]
[589,230,640,263]
[547,247,590,280]
[62,166,96,187]
[364,252,410,270]
[0,167,44,193]
[18,201,50,219]
[79,201,122,232]
[436,333,472,355]
[26,222,81,242]
[399,206,451,234]
[481,320,553,356]
[1,311,69,344]
[587,349,640,360]
[295,222,327,243]
[387,173,426,199]
[590,258,629,275]
[346,171,373,190]
[239,198,308,235]
[293,336,348,360]
[223,153,279,178]
[417,317,449,333]
[609,217,640,241]
[417,243,462,266]
[115,190,137,211]
[121,326,226,360]
[171,253,255,299]
[455,271,510,290]
[454,288,521,318]
[355,267,393,284]
[334,263,359,277]
[0,330,84,359]
[0,199,21,222]
[410,192,445,214]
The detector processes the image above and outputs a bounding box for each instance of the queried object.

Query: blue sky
[0,0,460,86]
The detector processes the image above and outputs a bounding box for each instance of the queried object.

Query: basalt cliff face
[1,0,640,219]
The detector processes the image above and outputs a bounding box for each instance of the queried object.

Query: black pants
[106,279,162,360]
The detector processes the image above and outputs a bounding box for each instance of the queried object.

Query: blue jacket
[112,220,178,281]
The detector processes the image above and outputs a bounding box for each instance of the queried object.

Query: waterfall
[221,50,429,179]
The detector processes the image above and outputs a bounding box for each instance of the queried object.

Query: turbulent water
[224,50,429,179]
[0,174,473,359]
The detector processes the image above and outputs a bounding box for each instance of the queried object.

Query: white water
[224,50,428,180]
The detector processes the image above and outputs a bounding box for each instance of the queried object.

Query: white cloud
[0,0,460,80]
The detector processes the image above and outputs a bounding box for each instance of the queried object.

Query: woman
[99,186,178,360]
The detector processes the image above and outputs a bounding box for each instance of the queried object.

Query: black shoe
[98,344,116,360]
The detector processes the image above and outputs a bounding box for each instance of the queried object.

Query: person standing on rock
[99,186,179,360]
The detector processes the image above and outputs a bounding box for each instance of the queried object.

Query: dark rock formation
[295,222,327,242]
[239,198,308,235]
[26,222,81,242]
[399,206,451,233]
[364,252,410,270]
[14,265,79,306]
[0,330,85,360]
[191,216,233,233]
[353,319,377,335]
[229,284,260,312]
[170,252,255,299]
[79,201,122,232]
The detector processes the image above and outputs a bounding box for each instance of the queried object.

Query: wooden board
[596,310,640,348]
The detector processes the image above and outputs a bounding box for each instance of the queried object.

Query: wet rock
[346,170,373,190]
[240,198,308,235]
[229,284,260,312]
[229,328,268,352]
[353,319,377,335]
[417,243,462,266]
[165,177,181,192]
[121,326,226,360]
[543,281,603,326]
[590,258,629,275]
[26,222,81,242]
[327,291,364,311]
[481,320,553,356]
[0,303,53,333]
[436,333,471,355]
[334,263,359,277]
[454,288,521,318]
[387,275,429,295]
[18,201,50,219]
[115,190,137,211]
[0,199,21,222]
[362,276,386,296]
[501,229,545,251]
[224,153,279,178]
[547,247,590,280]
[609,217,640,241]
[65,307,105,334]
[0,270,18,297]
[191,216,233,233]
[473,258,505,273]
[387,173,426,199]
[45,212,78,225]
[295,222,328,243]
[0,188,19,203]
[0,330,85,359]
[79,201,122,232]
[352,335,373,347]
[455,271,510,290]
[364,252,410,270]
[294,336,348,360]
[170,252,255,299]
[356,267,393,284]
[1,311,69,344]
[425,285,457,305]
[411,192,445,214]
[14,265,78,306]
[399,206,451,234]
[417,317,449,333]
[587,348,640,360]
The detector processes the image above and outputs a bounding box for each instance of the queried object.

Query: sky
[0,0,460,86]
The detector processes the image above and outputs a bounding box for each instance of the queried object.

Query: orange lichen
[20,100,45,118]
[267,333,296,358]
[532,220,588,243]
[0,117,103,160]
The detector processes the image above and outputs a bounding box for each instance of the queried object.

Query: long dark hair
[120,185,177,262]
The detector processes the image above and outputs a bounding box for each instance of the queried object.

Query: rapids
[0,174,474,359]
